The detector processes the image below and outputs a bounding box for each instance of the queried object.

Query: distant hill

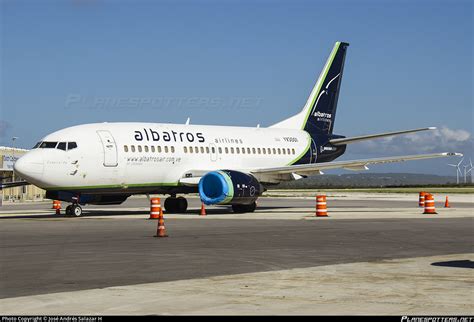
[274,173,471,189]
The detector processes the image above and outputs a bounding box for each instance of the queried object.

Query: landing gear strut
[164,196,188,213]
[65,197,83,217]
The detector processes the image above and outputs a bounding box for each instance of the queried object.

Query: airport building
[0,146,45,203]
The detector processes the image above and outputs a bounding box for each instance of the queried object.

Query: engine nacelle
[198,170,262,205]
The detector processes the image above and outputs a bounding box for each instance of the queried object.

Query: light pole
[11,137,18,201]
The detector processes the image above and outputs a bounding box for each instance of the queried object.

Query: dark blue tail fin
[302,42,349,135]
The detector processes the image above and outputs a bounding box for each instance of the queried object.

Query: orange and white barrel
[418,192,426,207]
[316,195,328,217]
[52,200,61,215]
[52,200,61,210]
[423,193,437,214]
[149,198,162,220]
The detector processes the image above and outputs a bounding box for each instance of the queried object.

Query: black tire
[176,197,188,213]
[72,204,83,217]
[65,205,72,217]
[164,197,177,213]
[232,202,256,213]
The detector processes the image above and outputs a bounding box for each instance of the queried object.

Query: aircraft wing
[0,180,30,190]
[251,152,462,176]
[179,152,462,185]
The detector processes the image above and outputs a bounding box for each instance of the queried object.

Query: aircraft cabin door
[97,130,118,167]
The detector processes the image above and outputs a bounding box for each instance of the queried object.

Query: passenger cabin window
[131,145,136,152]
[184,146,188,153]
[144,146,149,153]
[164,146,169,153]
[171,146,175,153]
[124,145,129,152]
[138,145,142,152]
[57,142,67,151]
[68,142,78,150]
[151,146,155,153]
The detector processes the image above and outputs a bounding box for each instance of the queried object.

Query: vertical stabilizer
[271,42,349,134]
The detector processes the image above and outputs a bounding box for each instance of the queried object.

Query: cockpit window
[32,142,42,149]
[39,141,58,149]
[57,142,67,151]
[68,142,78,150]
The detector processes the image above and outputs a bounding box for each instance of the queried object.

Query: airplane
[4,41,462,216]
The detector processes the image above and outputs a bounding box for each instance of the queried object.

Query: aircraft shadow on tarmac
[0,205,303,220]
[431,260,474,269]
[0,205,414,220]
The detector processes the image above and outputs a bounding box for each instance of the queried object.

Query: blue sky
[1,0,472,175]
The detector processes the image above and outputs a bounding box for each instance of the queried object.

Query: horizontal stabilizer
[330,127,436,146]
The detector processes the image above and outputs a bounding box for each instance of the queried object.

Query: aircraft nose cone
[13,152,44,181]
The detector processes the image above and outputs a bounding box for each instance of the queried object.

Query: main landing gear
[65,197,83,217]
[231,202,257,213]
[164,196,188,213]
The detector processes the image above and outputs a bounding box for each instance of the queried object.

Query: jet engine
[198,170,262,205]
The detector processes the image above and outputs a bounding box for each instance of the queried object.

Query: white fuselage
[15,122,312,192]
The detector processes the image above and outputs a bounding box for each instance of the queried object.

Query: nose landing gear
[65,197,83,217]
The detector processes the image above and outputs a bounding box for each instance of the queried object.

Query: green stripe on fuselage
[44,182,179,191]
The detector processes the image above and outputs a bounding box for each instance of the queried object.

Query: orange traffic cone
[418,191,427,207]
[316,195,328,217]
[444,196,450,208]
[423,193,437,214]
[154,212,168,238]
[52,200,61,215]
[200,202,207,216]
[149,198,162,220]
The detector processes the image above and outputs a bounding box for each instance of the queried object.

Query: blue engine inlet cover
[198,170,261,205]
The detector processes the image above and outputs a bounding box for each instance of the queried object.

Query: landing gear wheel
[164,197,188,213]
[232,202,257,213]
[176,197,188,213]
[164,197,176,213]
[65,205,72,216]
[71,204,83,217]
